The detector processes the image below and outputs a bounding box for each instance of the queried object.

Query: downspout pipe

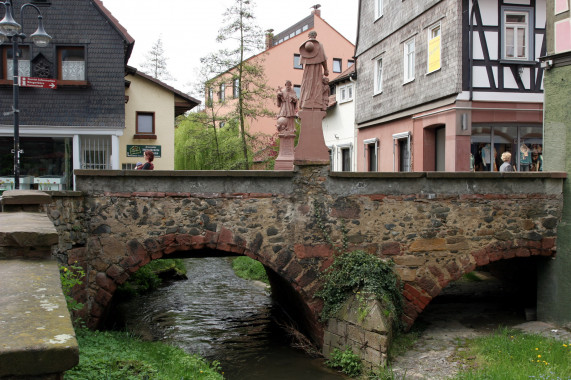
[469,0,479,101]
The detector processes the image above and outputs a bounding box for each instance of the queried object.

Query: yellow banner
[428,35,441,72]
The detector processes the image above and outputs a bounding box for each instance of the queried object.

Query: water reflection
[116,257,345,380]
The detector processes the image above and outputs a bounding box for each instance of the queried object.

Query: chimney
[265,29,274,50]
[311,4,321,17]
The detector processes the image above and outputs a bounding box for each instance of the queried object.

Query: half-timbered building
[354,0,546,172]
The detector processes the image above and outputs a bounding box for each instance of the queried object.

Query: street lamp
[0,0,51,190]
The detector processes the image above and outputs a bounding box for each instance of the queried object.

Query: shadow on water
[111,257,346,380]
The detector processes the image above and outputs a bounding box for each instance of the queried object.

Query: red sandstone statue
[299,31,329,110]
[276,80,298,134]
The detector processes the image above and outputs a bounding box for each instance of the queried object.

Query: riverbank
[65,328,223,379]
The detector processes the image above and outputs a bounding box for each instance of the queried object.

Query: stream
[114,257,346,380]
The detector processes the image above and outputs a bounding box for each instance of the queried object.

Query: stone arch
[400,238,555,328]
[81,226,325,342]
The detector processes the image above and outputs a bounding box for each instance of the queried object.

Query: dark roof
[93,0,135,63]
[126,66,201,116]
[270,14,314,47]
[329,64,356,85]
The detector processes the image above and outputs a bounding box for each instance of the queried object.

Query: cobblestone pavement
[388,273,571,380]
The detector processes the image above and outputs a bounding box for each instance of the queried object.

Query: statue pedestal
[294,110,329,164]
[275,133,295,171]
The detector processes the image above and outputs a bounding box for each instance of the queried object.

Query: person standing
[137,150,155,170]
[499,151,514,172]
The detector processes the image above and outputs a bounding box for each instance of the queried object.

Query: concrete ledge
[0,213,59,258]
[1,190,52,205]
[0,259,79,377]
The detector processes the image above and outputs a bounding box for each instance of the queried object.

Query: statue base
[294,109,329,164]
[275,133,295,171]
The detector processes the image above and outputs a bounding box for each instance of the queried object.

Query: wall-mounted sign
[127,145,161,158]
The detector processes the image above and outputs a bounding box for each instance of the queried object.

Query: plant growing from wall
[60,262,85,320]
[315,250,402,325]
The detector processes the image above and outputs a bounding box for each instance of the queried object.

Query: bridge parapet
[0,191,79,379]
[47,169,565,359]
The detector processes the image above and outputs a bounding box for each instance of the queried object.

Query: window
[207,87,213,107]
[364,138,378,172]
[80,135,111,170]
[502,8,533,61]
[293,85,301,98]
[427,23,441,73]
[348,60,354,68]
[341,148,351,171]
[374,57,383,94]
[219,83,225,102]
[404,38,415,83]
[375,0,383,19]
[57,46,85,81]
[294,54,303,69]
[339,83,353,102]
[3,46,30,79]
[135,112,156,139]
[333,58,342,73]
[233,78,239,98]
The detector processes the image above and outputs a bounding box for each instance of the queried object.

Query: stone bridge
[46,166,564,362]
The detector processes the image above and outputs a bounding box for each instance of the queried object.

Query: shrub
[326,346,362,377]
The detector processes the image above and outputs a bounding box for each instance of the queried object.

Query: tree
[200,0,274,169]
[141,36,172,81]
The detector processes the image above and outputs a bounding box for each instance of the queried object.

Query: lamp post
[0,0,51,190]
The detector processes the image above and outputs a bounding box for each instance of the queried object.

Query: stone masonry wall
[44,169,564,361]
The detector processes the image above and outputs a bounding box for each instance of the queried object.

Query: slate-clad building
[354,0,546,173]
[0,0,134,189]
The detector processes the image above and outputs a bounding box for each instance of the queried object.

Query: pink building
[208,7,355,138]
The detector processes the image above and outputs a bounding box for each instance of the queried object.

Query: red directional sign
[18,76,57,89]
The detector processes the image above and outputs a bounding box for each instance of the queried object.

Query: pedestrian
[499,151,513,172]
[137,150,154,170]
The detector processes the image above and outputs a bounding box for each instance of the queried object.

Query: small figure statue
[299,31,329,110]
[276,80,298,134]
[321,76,330,111]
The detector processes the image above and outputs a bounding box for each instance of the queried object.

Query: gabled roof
[329,64,356,85]
[126,66,201,116]
[92,0,135,63]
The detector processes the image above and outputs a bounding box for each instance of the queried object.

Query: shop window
[58,46,86,82]
[135,112,156,139]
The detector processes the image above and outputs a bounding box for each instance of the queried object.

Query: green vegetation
[462,271,483,282]
[315,250,402,324]
[65,329,223,380]
[115,259,187,300]
[231,256,269,284]
[326,346,363,377]
[60,262,86,326]
[453,328,571,379]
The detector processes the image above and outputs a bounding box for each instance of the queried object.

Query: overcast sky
[101,0,358,98]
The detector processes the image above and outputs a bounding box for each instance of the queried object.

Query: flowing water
[114,257,346,380]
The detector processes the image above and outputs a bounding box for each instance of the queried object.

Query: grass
[115,259,187,299]
[453,327,571,379]
[65,328,223,380]
[231,256,269,284]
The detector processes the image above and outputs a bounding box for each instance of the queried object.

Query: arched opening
[99,246,332,378]
[412,256,545,335]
